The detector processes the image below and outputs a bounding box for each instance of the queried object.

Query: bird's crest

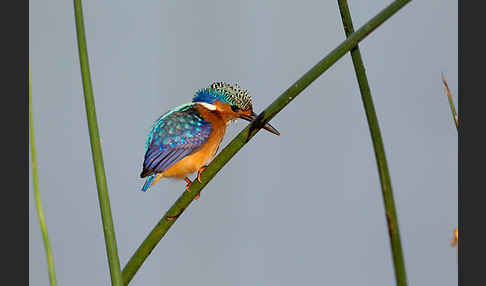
[193,82,253,111]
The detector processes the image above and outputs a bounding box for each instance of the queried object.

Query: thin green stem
[30,67,58,286]
[337,1,408,285]
[73,0,123,285]
[441,73,459,132]
[122,1,410,283]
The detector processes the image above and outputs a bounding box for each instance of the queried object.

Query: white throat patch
[197,102,217,111]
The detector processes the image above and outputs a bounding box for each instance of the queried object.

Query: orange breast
[161,104,227,179]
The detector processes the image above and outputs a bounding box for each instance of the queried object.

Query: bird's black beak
[239,111,280,136]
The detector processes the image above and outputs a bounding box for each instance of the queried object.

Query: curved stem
[122,1,411,283]
[441,73,459,132]
[337,0,408,285]
[73,0,123,285]
[30,66,58,286]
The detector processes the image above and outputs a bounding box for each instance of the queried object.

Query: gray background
[29,0,458,285]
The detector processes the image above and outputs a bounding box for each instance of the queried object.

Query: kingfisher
[140,82,280,197]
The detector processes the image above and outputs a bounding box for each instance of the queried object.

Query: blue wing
[140,103,212,178]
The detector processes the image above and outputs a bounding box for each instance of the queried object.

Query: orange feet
[197,166,207,183]
[184,176,200,200]
[184,177,192,192]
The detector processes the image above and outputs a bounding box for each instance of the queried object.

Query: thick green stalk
[122,1,410,283]
[30,67,58,286]
[441,73,459,131]
[73,0,123,285]
[337,1,408,285]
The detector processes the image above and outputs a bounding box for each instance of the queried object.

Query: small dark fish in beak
[239,111,280,136]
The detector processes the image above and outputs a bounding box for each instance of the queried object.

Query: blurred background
[29,0,457,285]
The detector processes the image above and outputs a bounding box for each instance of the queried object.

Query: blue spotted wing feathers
[140,103,212,178]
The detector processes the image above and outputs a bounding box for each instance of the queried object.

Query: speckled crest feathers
[209,82,253,110]
[192,82,253,111]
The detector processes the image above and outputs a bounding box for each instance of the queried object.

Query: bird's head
[192,82,280,135]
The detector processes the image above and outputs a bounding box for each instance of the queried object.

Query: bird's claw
[184,176,200,200]
[197,166,207,183]
[184,177,192,192]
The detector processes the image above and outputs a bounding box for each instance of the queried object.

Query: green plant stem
[122,1,410,283]
[441,73,459,131]
[337,1,407,285]
[30,67,58,286]
[73,1,123,285]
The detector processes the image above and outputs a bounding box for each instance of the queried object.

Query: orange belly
[160,124,225,180]
[148,103,230,188]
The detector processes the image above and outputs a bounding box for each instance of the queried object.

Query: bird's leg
[191,165,208,200]
[184,177,200,200]
[197,165,208,183]
[184,177,192,192]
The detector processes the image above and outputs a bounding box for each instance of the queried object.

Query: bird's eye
[231,105,240,112]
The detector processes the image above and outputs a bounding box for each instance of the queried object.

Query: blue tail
[141,174,157,192]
